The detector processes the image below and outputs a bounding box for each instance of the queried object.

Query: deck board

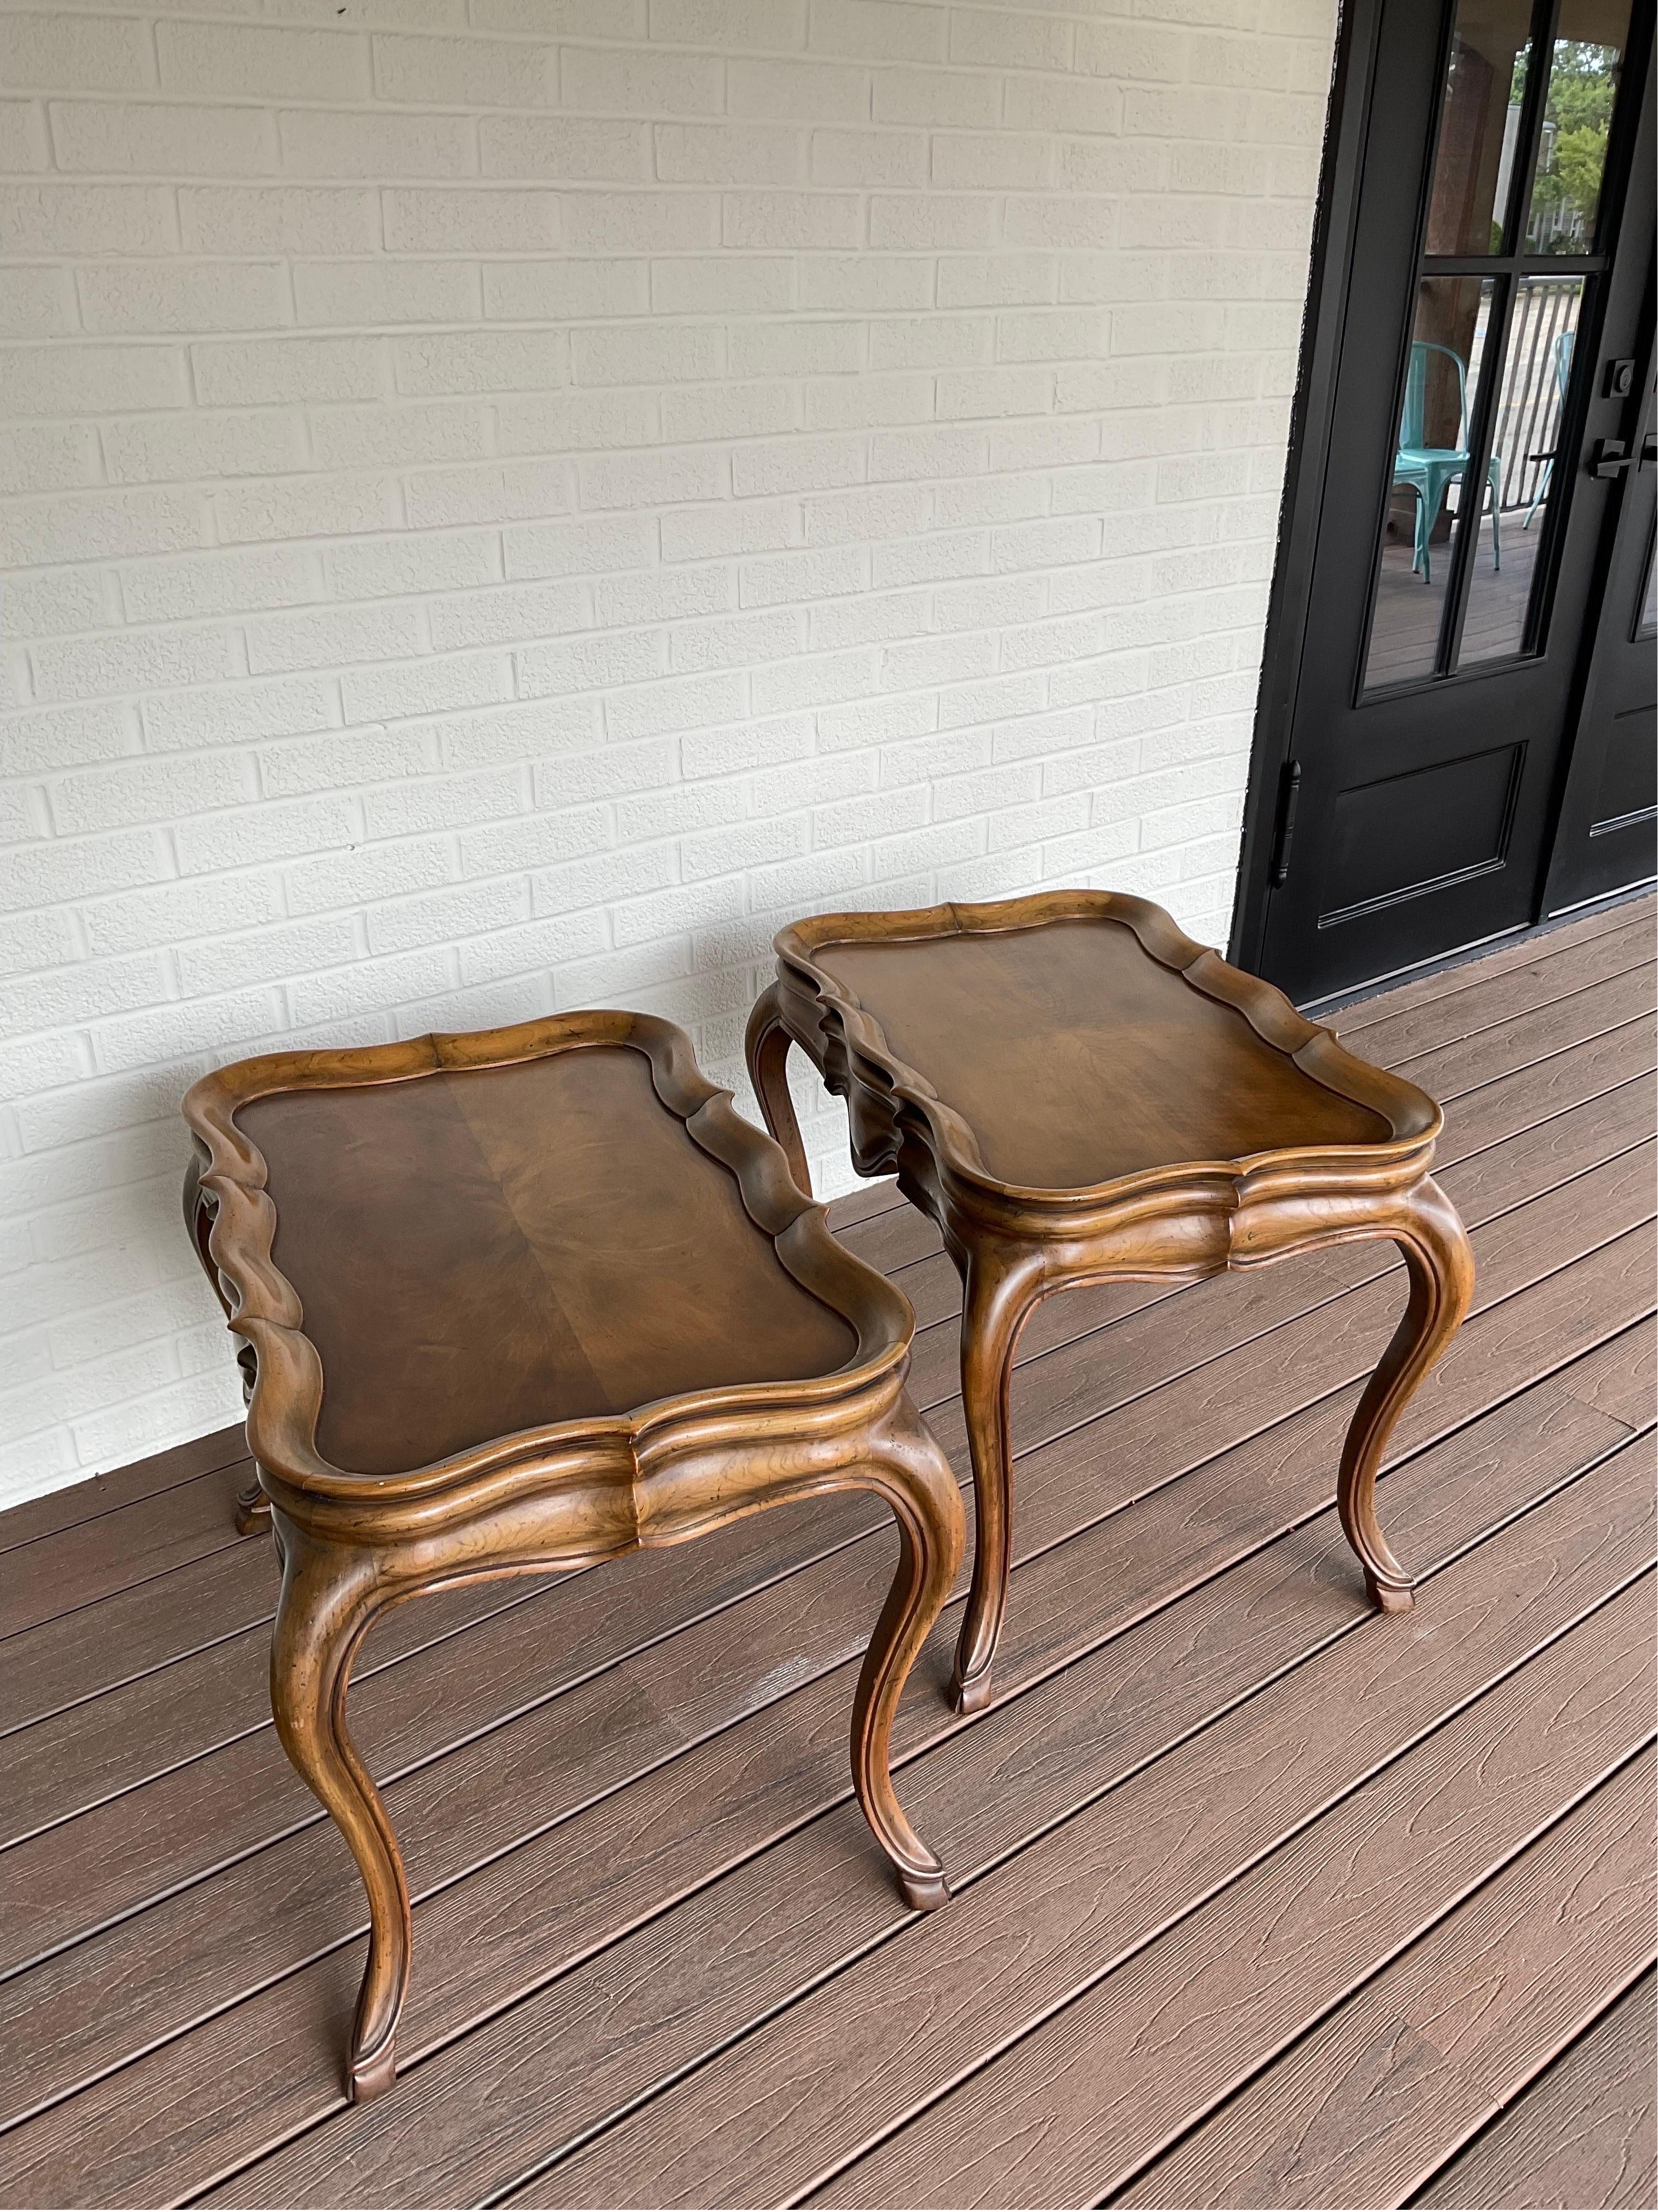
[214,1388,1653,2212]
[810,1703,1656,2212]
[1333,899,1652,1041]
[1334,912,1653,1068]
[1113,1760,1655,2209]
[1412,1969,1657,2211]
[0,1428,248,1558]
[538,1487,1656,2210]
[0,904,1651,2212]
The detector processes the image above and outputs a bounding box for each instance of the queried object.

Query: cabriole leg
[184,1153,273,1538]
[744,981,811,1195]
[233,1346,274,1537]
[849,1406,966,1911]
[235,1473,273,1537]
[1337,1175,1476,1611]
[269,1522,409,2102]
[950,1245,1045,1717]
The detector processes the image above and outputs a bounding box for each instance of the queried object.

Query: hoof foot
[349,2040,396,2103]
[950,1670,993,1716]
[233,1483,271,1537]
[1369,1578,1415,1615]
[898,1866,950,1912]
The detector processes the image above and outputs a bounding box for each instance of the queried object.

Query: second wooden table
[747,891,1474,1716]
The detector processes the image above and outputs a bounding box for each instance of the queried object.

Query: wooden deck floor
[1,898,1654,2212]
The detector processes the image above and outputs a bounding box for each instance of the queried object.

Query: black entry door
[1542,309,1658,907]
[1237,0,1655,1007]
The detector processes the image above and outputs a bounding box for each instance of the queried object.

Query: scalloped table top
[235,1045,857,1478]
[810,915,1399,1191]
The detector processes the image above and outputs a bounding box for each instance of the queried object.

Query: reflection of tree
[1523,42,1617,244]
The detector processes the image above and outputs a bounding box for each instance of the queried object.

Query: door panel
[1543,326,1658,907]
[1324,744,1522,925]
[1241,0,1654,1006]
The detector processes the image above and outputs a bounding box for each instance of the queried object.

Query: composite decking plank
[1330,896,1653,1039]
[1417,1013,1655,1158]
[1561,1316,1657,1432]
[15,1074,1645,1853]
[806,1714,1657,2212]
[3,1130,1645,1988]
[0,1563,583,1848]
[509,1476,1656,2210]
[1397,966,1657,1104]
[0,1459,253,1644]
[1411,1969,1657,2212]
[1114,1765,1656,2208]
[1335,909,1654,1062]
[825,1187,943,1273]
[193,1394,1654,2212]
[823,1177,903,1229]
[7,1248,1647,2209]
[1335,913,1654,1072]
[0,1525,275,1740]
[0,1428,246,1558]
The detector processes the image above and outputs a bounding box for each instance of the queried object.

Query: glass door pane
[1522,0,1632,253]
[1363,276,1500,691]
[1425,0,1535,253]
[1460,272,1586,663]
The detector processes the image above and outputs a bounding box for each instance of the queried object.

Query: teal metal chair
[1392,340,1501,583]
[1523,329,1574,527]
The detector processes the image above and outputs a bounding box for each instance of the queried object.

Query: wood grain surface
[1116,1756,1655,2207]
[1413,1969,1657,2211]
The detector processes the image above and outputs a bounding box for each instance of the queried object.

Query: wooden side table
[747,891,1474,1717]
[182,1011,963,2102]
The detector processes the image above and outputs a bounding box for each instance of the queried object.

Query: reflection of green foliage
[1552,123,1608,214]
[1528,41,1617,239]
[1547,42,1617,136]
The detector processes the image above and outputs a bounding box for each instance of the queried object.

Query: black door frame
[1230,0,1656,1001]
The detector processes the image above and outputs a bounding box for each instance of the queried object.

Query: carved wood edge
[770,891,1445,1225]
[180,1008,917,1532]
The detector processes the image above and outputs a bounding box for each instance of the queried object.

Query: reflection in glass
[1426,0,1534,254]
[1460,276,1584,664]
[1522,0,1633,254]
[1364,279,1499,691]
[1640,533,1657,638]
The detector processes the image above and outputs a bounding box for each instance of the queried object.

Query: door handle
[1589,438,1632,477]
[1639,433,1657,471]
[1269,760,1301,887]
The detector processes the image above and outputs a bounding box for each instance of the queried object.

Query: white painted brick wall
[1,0,1337,1505]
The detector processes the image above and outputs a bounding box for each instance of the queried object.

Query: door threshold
[1298,880,1654,1021]
[1546,873,1657,917]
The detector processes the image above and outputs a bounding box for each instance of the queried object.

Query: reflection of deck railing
[1490,278,1580,510]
